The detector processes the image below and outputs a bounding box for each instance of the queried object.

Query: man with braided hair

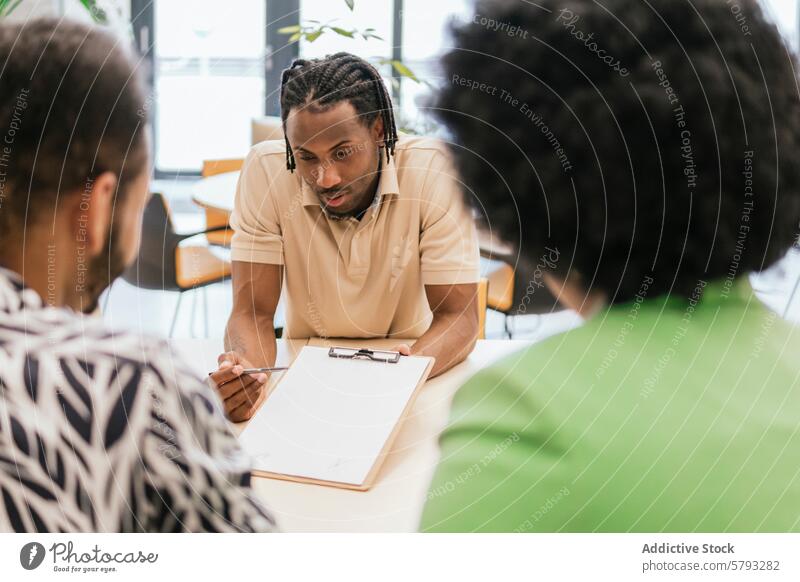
[209,53,480,422]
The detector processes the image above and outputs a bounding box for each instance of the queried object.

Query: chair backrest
[485,258,561,316]
[486,262,515,313]
[199,159,242,247]
[122,193,183,291]
[477,278,488,340]
[251,115,284,145]
[201,158,244,178]
[509,259,561,315]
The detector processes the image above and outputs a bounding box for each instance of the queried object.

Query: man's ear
[72,171,117,257]
[372,116,385,145]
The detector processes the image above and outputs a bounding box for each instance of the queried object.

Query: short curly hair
[436,0,800,302]
[0,18,148,238]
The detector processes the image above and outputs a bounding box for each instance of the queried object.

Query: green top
[421,277,800,532]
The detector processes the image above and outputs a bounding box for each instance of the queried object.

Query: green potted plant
[0,0,107,21]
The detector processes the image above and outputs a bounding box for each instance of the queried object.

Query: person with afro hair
[422,0,800,531]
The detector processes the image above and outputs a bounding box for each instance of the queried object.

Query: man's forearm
[224,311,277,368]
[410,312,478,377]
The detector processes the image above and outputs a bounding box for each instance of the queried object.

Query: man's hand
[391,343,412,356]
[209,351,269,422]
[400,283,479,378]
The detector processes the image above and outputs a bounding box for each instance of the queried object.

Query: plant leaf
[1,0,24,16]
[305,30,323,42]
[344,0,355,10]
[332,26,354,38]
[289,32,302,42]
[391,60,419,83]
[277,25,301,34]
[79,0,106,23]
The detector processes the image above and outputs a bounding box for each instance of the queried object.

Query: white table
[171,337,533,531]
[191,170,240,214]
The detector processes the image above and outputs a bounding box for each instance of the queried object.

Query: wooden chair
[251,116,284,145]
[482,258,560,338]
[121,192,232,337]
[200,158,243,247]
[487,262,515,311]
[477,278,488,340]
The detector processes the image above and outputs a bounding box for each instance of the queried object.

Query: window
[400,0,471,133]
[298,0,392,60]
[136,0,796,173]
[297,0,395,121]
[760,0,798,46]
[152,0,266,173]
[297,0,472,134]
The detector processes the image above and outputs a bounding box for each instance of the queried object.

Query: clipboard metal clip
[328,346,401,364]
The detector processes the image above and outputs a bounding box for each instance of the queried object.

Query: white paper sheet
[238,346,433,486]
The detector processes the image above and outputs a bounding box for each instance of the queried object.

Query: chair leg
[169,292,184,338]
[190,288,198,339]
[504,314,514,339]
[202,286,209,338]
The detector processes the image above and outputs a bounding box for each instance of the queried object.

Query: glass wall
[144,0,800,173]
[761,0,798,45]
[153,0,266,172]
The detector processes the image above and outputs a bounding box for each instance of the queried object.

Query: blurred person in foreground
[422,0,800,531]
[0,18,274,532]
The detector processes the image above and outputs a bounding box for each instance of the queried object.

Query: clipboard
[237,345,435,491]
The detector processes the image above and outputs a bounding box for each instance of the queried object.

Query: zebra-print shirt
[0,267,275,532]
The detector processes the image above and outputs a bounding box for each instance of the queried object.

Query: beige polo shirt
[229,135,480,339]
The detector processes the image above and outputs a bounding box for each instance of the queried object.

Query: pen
[207,366,289,376]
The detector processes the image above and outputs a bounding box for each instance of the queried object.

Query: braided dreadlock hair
[280,52,399,172]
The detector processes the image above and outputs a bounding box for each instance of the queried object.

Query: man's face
[80,169,150,314]
[286,101,383,218]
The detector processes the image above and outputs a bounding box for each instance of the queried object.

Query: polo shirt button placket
[350,228,369,277]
